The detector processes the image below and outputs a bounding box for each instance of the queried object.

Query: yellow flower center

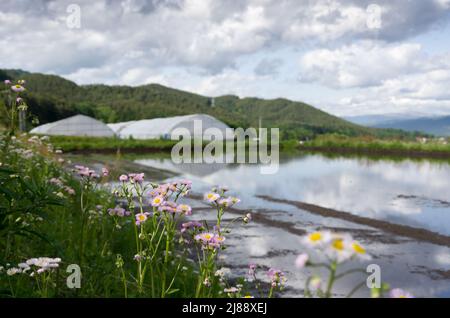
[154,198,161,203]
[204,234,212,240]
[352,243,365,254]
[138,215,146,221]
[309,232,322,242]
[332,239,344,251]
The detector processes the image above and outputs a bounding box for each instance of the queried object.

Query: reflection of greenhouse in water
[30,115,115,137]
[136,157,240,178]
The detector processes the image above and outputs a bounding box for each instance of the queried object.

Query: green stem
[325,261,337,298]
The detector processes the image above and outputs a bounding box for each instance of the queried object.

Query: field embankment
[300,135,450,159]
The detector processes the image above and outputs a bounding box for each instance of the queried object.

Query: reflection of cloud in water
[435,251,450,266]
[137,154,450,235]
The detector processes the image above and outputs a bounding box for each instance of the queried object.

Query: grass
[301,134,450,157]
[44,135,178,152]
[40,134,299,155]
[0,134,254,298]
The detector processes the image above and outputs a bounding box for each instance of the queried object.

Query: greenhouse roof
[108,114,233,140]
[30,115,115,137]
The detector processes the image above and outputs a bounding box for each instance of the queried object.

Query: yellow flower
[352,242,366,254]
[332,238,344,251]
[309,232,322,242]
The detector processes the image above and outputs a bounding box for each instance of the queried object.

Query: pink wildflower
[119,174,128,182]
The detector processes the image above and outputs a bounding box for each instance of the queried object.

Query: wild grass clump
[303,134,450,155]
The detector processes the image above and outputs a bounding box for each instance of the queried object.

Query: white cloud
[0,0,450,116]
[299,41,425,88]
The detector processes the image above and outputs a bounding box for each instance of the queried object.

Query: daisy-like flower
[390,288,414,298]
[11,84,25,92]
[248,263,257,276]
[24,257,62,274]
[119,174,128,182]
[195,232,215,244]
[203,277,211,287]
[267,268,286,288]
[323,234,371,263]
[151,195,165,207]
[295,253,309,269]
[215,267,231,278]
[176,204,192,215]
[18,79,26,85]
[302,231,332,249]
[7,268,21,276]
[135,212,150,226]
[158,201,177,213]
[217,197,232,208]
[204,192,220,203]
[64,186,76,195]
[129,173,144,184]
[180,221,203,233]
[4,79,11,85]
[210,234,226,248]
[325,235,354,263]
[350,241,371,261]
[195,232,226,249]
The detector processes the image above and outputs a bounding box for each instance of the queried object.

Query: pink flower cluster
[204,187,240,208]
[118,173,144,183]
[194,232,226,250]
[180,221,203,233]
[74,165,99,179]
[248,263,257,276]
[149,180,192,198]
[9,79,26,93]
[267,268,286,288]
[48,177,75,196]
[154,200,192,216]
[108,206,131,217]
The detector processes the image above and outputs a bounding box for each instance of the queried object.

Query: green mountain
[1,69,408,140]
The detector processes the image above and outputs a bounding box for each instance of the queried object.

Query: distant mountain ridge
[345,114,450,136]
[0,68,410,140]
[375,116,450,136]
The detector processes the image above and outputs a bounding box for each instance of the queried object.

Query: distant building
[108,114,233,140]
[30,114,115,137]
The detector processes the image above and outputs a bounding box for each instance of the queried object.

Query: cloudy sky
[1,0,450,117]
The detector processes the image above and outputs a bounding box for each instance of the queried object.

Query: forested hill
[0,69,407,139]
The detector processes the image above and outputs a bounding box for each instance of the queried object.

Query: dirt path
[257,195,450,248]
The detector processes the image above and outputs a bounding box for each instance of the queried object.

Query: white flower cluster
[302,231,371,263]
[4,257,61,276]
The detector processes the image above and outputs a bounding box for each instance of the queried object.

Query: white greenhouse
[108,114,234,140]
[30,115,115,137]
